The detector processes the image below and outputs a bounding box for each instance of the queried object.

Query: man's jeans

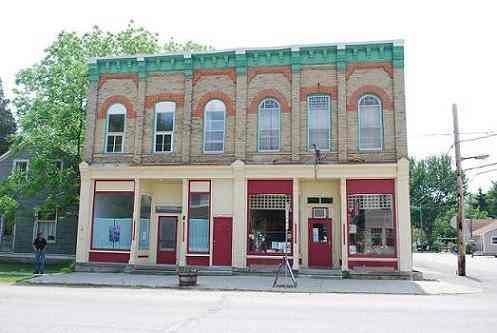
[34,251,45,273]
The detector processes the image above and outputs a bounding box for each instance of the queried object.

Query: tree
[410,154,459,247]
[486,181,497,218]
[0,21,211,217]
[0,77,17,155]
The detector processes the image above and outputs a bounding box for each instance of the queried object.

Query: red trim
[300,86,338,101]
[186,256,209,266]
[186,180,211,256]
[346,62,394,80]
[346,179,398,260]
[90,180,135,252]
[247,179,293,194]
[156,215,178,265]
[193,68,236,86]
[97,95,136,119]
[212,217,233,266]
[348,260,397,271]
[89,251,130,263]
[308,218,332,268]
[346,85,393,112]
[144,93,185,109]
[248,89,291,114]
[247,257,293,267]
[247,66,291,83]
[192,91,235,117]
[246,180,293,256]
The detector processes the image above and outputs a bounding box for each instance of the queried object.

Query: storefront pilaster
[292,178,300,270]
[340,177,348,271]
[128,178,141,265]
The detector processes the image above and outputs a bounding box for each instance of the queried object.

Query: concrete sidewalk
[24,272,481,295]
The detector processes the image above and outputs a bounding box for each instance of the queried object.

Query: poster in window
[349,245,357,255]
[349,224,357,234]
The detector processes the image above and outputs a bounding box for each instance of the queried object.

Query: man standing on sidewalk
[32,232,47,274]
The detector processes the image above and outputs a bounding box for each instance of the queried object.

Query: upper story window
[308,95,331,151]
[203,100,226,153]
[154,101,176,153]
[258,98,280,152]
[106,104,126,153]
[358,95,383,151]
[12,159,29,174]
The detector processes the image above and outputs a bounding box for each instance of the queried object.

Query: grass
[0,261,74,284]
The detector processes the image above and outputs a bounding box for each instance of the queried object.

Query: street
[0,253,496,333]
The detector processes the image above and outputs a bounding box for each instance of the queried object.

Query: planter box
[177,272,198,287]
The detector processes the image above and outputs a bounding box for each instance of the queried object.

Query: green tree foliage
[410,155,459,246]
[0,21,210,217]
[0,78,17,155]
[485,182,497,218]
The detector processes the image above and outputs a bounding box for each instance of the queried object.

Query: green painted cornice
[89,41,404,80]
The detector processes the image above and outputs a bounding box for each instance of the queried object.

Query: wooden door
[212,217,232,266]
[308,218,332,268]
[156,216,177,264]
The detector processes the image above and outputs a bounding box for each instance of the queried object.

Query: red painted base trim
[247,258,293,267]
[348,260,398,271]
[186,256,209,266]
[89,251,130,263]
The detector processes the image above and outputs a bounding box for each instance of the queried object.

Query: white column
[396,158,412,271]
[292,178,300,270]
[179,179,189,266]
[129,178,141,265]
[232,160,246,268]
[76,162,93,263]
[340,177,348,271]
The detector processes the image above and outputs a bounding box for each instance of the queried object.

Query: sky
[1,0,496,192]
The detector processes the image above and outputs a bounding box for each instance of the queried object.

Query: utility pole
[452,104,466,276]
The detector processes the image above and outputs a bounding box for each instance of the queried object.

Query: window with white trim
[105,103,126,153]
[203,100,226,153]
[258,98,280,151]
[12,159,29,174]
[358,95,383,150]
[308,95,331,150]
[34,209,57,243]
[154,101,175,153]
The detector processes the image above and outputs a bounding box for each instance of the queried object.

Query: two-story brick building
[76,40,412,274]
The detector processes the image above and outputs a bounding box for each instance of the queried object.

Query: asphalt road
[0,253,496,333]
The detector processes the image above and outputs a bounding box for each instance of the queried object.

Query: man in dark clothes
[33,232,47,274]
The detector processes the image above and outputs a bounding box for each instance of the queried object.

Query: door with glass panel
[308,218,332,268]
[156,216,177,264]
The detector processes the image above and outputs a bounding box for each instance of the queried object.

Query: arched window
[154,101,176,153]
[358,95,383,150]
[307,95,331,151]
[106,103,126,153]
[203,100,226,153]
[258,98,280,152]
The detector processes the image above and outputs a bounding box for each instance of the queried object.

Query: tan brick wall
[88,63,405,166]
[346,68,395,160]
[94,79,138,163]
[246,71,291,156]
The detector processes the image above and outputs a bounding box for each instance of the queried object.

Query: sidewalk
[24,272,481,295]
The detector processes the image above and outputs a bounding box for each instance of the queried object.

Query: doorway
[308,218,332,268]
[156,216,177,264]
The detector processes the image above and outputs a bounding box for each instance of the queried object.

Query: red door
[212,217,232,266]
[156,216,177,264]
[308,218,332,268]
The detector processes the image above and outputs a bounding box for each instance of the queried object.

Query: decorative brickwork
[98,95,135,119]
[248,88,291,114]
[98,74,139,90]
[347,85,393,112]
[193,91,235,117]
[346,62,393,80]
[299,85,338,101]
[247,66,291,83]
[192,68,236,86]
[144,93,185,109]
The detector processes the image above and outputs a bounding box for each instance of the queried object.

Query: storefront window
[188,193,209,253]
[248,194,292,254]
[139,194,152,250]
[92,192,133,250]
[347,194,395,256]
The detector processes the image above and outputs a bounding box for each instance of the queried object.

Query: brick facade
[83,42,407,166]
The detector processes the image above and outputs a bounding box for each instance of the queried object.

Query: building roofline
[90,39,404,63]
